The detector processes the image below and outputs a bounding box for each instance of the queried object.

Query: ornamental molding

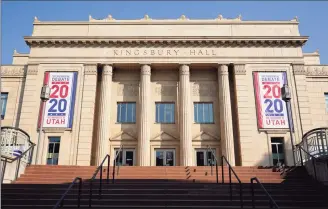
[292,64,306,75]
[27,65,39,75]
[1,66,26,77]
[306,65,328,77]
[234,64,246,75]
[117,83,138,96]
[24,36,308,48]
[155,85,176,96]
[84,64,97,75]
[192,83,217,97]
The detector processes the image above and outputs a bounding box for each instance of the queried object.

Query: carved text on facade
[192,83,217,96]
[1,66,25,77]
[117,84,138,96]
[155,86,176,96]
[306,66,328,76]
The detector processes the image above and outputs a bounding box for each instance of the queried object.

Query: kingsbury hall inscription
[110,49,218,57]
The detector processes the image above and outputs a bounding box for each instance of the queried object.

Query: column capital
[26,64,39,75]
[141,64,151,75]
[84,64,97,75]
[103,65,113,76]
[234,64,246,75]
[218,64,229,75]
[179,64,190,75]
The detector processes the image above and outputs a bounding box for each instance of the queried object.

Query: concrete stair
[2,165,328,208]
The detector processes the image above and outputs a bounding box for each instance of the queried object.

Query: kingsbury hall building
[1,14,328,168]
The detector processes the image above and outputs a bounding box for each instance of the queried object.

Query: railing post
[221,157,224,184]
[250,178,255,208]
[89,180,93,207]
[240,183,243,208]
[107,155,110,184]
[29,146,34,166]
[210,152,213,176]
[15,158,21,181]
[112,159,116,184]
[99,165,103,199]
[215,162,219,184]
[1,159,7,184]
[229,167,232,201]
[299,147,303,166]
[312,158,317,181]
[78,178,82,208]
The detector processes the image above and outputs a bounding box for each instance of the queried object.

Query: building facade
[1,15,328,167]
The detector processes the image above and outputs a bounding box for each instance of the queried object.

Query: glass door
[155,149,175,166]
[196,149,216,166]
[47,137,60,165]
[114,148,135,166]
[271,138,285,166]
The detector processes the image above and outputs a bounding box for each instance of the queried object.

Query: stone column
[179,64,193,166]
[138,64,151,166]
[218,64,235,165]
[97,64,113,165]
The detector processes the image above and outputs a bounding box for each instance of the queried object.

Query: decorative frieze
[155,86,176,96]
[306,66,328,77]
[234,64,246,75]
[117,84,138,96]
[192,83,216,96]
[84,64,97,75]
[292,64,306,75]
[27,65,38,75]
[1,66,25,77]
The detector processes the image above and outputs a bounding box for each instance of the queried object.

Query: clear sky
[1,1,328,64]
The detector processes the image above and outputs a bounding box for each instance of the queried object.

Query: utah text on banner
[38,72,78,128]
[253,72,289,129]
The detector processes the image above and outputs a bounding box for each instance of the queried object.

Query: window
[194,102,214,124]
[47,137,61,165]
[155,102,175,123]
[325,93,328,112]
[117,102,136,123]
[1,93,8,120]
[271,137,285,166]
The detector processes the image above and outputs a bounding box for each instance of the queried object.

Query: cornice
[24,36,308,47]
[306,65,328,77]
[1,65,26,77]
[33,15,299,25]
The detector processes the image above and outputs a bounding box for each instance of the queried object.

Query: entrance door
[47,137,60,165]
[271,138,285,166]
[114,148,135,166]
[196,149,216,166]
[155,149,175,166]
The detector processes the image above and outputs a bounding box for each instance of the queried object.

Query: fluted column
[138,64,151,166]
[97,64,113,165]
[179,64,193,166]
[218,64,235,165]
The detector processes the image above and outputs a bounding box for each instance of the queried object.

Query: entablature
[24,36,308,48]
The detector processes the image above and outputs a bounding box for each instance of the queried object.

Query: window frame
[155,102,175,124]
[325,93,328,112]
[193,102,215,124]
[1,92,8,120]
[116,102,136,124]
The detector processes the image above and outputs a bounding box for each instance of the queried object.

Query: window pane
[1,93,8,119]
[156,103,175,123]
[194,103,214,123]
[325,93,328,112]
[117,103,136,123]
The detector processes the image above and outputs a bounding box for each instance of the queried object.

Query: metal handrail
[89,154,110,207]
[53,177,82,209]
[221,155,243,208]
[250,177,279,208]
[112,145,123,184]
[1,143,35,183]
[296,145,326,181]
[206,146,219,183]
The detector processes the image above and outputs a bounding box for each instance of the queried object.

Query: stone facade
[1,15,328,167]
